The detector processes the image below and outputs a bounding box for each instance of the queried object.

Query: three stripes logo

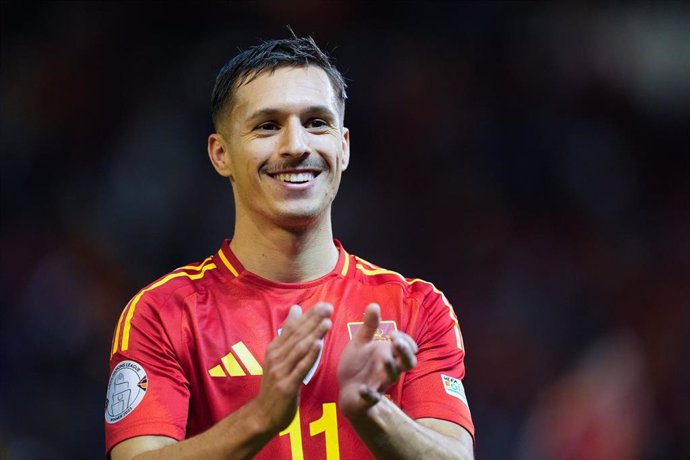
[208,342,263,378]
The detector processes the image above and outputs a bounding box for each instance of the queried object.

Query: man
[105,35,475,459]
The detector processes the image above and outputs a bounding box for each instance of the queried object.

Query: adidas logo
[208,342,263,377]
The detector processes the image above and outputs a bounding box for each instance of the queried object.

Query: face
[208,66,350,230]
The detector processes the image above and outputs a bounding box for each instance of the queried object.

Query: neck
[229,212,339,283]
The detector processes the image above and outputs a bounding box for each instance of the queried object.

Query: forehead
[230,66,339,121]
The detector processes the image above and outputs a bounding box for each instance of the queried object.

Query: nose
[279,118,309,158]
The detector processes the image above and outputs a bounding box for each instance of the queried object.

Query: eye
[306,119,329,131]
[256,121,279,131]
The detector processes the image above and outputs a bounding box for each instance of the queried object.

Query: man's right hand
[111,303,333,460]
[251,302,333,433]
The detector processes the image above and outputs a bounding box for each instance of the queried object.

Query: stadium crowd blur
[1,2,688,459]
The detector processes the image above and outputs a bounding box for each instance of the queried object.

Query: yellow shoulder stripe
[408,278,452,308]
[217,249,239,277]
[353,255,379,269]
[110,302,130,357]
[176,257,213,271]
[354,256,406,281]
[409,278,464,350]
[340,249,350,276]
[355,263,406,279]
[112,261,216,355]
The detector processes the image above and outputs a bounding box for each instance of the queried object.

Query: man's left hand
[337,303,418,419]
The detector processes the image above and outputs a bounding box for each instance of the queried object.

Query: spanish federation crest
[347,320,398,341]
[105,360,148,424]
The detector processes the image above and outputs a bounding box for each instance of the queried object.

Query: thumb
[356,303,381,342]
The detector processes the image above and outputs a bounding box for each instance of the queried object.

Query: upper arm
[110,435,177,460]
[400,286,475,438]
[106,293,190,454]
[417,418,475,459]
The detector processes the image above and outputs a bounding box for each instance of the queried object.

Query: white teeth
[274,172,315,183]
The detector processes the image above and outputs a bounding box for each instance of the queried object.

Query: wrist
[344,394,390,428]
[241,399,281,441]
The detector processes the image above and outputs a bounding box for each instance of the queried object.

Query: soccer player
[105,35,475,459]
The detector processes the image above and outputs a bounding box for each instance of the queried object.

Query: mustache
[261,157,329,174]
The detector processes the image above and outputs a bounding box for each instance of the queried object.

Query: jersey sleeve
[400,284,475,440]
[105,290,190,456]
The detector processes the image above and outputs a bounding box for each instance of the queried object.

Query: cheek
[228,147,263,180]
[315,138,344,164]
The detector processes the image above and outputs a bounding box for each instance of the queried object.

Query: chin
[272,205,329,230]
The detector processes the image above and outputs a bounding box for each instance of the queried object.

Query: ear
[207,133,233,178]
[340,127,350,171]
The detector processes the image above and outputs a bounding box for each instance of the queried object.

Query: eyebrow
[246,105,338,123]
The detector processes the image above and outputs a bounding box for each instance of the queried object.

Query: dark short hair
[211,35,347,130]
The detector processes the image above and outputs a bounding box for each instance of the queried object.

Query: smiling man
[105,36,475,460]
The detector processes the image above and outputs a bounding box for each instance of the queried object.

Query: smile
[272,171,317,183]
[266,169,322,185]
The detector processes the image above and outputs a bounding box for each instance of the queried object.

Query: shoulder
[346,253,465,350]
[348,253,450,306]
[120,255,223,328]
[132,255,220,306]
[110,256,220,355]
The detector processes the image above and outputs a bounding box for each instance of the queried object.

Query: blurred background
[1,1,688,459]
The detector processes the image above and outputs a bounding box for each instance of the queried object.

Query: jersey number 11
[279,402,339,459]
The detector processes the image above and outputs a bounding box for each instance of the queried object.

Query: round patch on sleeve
[105,360,148,424]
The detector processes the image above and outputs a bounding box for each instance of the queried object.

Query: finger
[280,303,333,346]
[391,333,417,370]
[279,304,304,336]
[268,305,332,374]
[384,356,400,382]
[288,336,326,383]
[394,331,418,354]
[309,302,335,318]
[283,314,331,360]
[359,385,382,405]
[356,303,381,342]
[298,303,333,342]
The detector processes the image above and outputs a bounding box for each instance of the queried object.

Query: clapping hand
[254,303,333,432]
[337,303,418,419]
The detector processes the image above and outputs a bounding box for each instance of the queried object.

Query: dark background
[1,1,688,459]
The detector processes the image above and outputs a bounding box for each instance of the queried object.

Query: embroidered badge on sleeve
[105,360,148,424]
[441,374,470,409]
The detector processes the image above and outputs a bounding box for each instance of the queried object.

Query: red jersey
[105,240,474,458]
